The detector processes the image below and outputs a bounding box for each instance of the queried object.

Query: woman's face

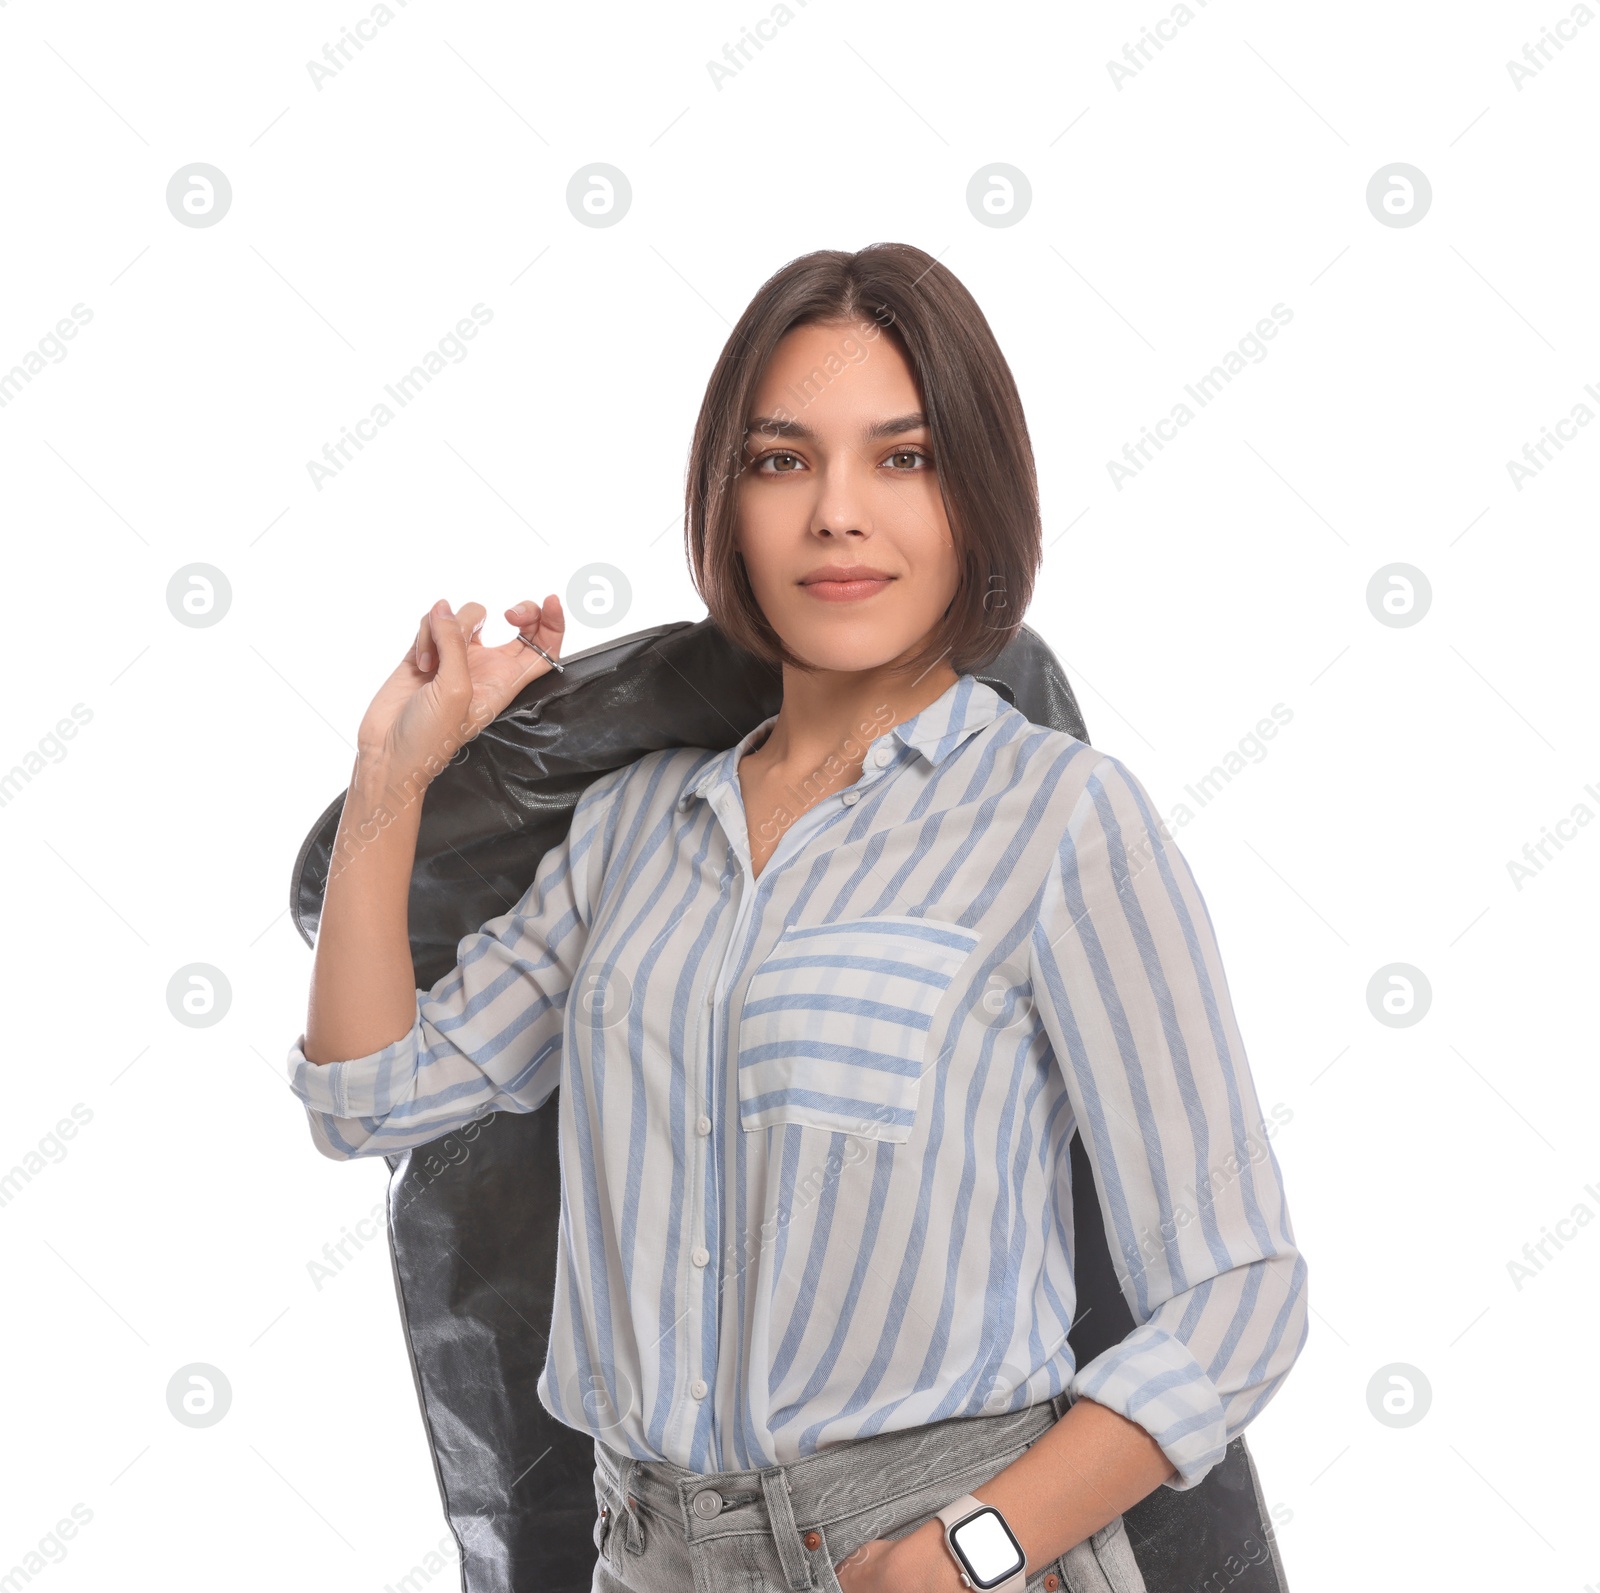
[734,319,961,677]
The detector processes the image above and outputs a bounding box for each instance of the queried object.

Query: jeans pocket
[810,1524,862,1593]
[1057,1511,1148,1593]
[803,1448,1032,1592]
[737,915,982,1142]
[592,1471,621,1561]
[1089,1512,1147,1593]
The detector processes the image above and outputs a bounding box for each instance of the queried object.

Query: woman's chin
[783,631,928,677]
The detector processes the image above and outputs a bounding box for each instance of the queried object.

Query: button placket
[688,876,732,1452]
[685,767,875,1456]
[685,803,775,1452]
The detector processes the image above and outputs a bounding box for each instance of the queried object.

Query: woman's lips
[801,577,893,602]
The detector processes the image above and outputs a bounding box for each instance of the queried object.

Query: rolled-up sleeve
[286,764,625,1161]
[1028,752,1309,1491]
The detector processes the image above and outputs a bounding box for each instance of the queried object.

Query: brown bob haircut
[685,242,1041,679]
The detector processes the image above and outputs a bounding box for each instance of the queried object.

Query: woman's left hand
[833,1520,958,1590]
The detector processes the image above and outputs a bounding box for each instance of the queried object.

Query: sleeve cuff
[286,1007,422,1120]
[1067,1322,1229,1491]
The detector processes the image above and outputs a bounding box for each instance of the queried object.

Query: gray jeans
[590,1389,1148,1593]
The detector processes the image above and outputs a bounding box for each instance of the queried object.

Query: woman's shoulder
[984,714,1168,848]
[987,707,1119,793]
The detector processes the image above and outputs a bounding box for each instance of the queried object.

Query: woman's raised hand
[356,595,566,786]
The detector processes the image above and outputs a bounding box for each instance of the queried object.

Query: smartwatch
[935,1492,1027,1592]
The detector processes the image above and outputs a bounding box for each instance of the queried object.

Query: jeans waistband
[594,1387,1075,1546]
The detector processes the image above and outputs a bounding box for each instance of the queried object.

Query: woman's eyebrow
[745,411,928,444]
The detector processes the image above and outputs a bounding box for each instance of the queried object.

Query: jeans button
[692,1488,723,1519]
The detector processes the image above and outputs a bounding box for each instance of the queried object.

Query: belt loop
[614,1456,646,1553]
[1050,1385,1076,1421]
[759,1465,814,1590]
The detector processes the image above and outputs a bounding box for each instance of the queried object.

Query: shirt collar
[675,674,1010,811]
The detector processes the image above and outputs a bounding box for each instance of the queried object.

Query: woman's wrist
[322,756,427,897]
[348,751,430,816]
[888,1519,964,1589]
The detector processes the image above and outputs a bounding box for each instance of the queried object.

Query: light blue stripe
[740,1088,918,1125]
[749,952,955,987]
[738,1042,927,1078]
[741,992,935,1026]
[1112,757,1277,1265]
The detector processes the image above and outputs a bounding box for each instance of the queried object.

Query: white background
[1,1,1596,1588]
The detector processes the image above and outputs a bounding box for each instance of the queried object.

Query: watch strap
[936,1492,1028,1592]
[936,1491,987,1532]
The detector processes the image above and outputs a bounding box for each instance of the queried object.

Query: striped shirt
[286,673,1308,1489]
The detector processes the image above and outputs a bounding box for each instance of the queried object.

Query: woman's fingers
[414,600,489,674]
[506,594,566,655]
[414,597,562,683]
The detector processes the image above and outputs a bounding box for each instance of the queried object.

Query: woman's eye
[758,451,804,473]
[885,449,929,471]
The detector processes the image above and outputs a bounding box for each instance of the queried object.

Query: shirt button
[691,1245,709,1267]
[873,747,891,767]
[696,1114,712,1136]
[690,1377,708,1399]
[841,790,860,806]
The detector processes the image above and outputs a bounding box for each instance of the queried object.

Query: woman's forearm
[890,1396,1175,1585]
[302,755,426,1066]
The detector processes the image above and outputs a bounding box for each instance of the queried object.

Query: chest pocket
[736,915,982,1143]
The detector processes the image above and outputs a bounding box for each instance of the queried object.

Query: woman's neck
[745,660,962,783]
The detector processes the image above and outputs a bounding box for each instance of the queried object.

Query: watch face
[950,1507,1026,1588]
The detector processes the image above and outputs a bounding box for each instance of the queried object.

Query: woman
[288,243,1308,1593]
